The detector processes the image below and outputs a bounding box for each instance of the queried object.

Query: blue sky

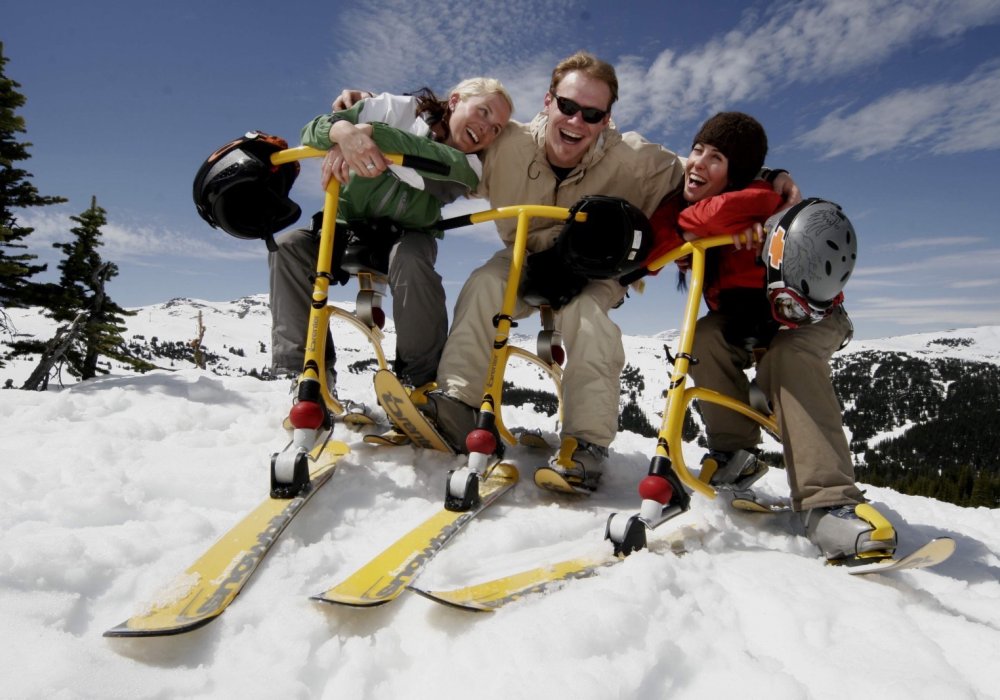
[6,0,1000,340]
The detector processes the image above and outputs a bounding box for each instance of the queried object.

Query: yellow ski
[312,462,518,607]
[410,553,614,612]
[104,437,350,637]
[411,534,955,612]
[409,529,691,612]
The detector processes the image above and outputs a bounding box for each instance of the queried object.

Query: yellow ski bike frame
[267,147,566,498]
[437,205,782,551]
[267,145,441,497]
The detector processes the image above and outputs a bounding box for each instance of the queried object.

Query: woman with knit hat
[641,111,896,563]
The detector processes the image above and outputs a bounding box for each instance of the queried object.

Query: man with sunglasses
[394,51,681,486]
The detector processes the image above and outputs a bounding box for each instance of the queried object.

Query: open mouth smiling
[686,172,707,190]
[558,127,584,144]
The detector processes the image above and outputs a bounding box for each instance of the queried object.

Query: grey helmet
[762,198,856,326]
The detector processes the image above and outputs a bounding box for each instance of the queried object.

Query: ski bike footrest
[270,447,312,498]
[605,501,687,556]
[605,513,647,556]
[445,468,481,512]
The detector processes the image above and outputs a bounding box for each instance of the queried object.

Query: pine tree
[0,42,67,344]
[619,397,658,437]
[21,197,150,386]
[620,363,645,397]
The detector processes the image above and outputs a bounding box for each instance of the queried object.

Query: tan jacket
[478,113,685,252]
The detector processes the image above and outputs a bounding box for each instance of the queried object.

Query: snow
[1,298,999,699]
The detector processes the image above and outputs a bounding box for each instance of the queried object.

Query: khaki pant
[437,247,627,447]
[690,306,862,510]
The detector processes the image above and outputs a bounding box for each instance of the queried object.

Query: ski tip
[843,536,956,575]
[103,623,135,638]
[323,439,352,458]
[102,615,217,638]
[728,496,791,513]
[533,467,596,496]
[489,461,520,482]
[515,431,554,450]
[408,586,495,613]
[309,592,395,608]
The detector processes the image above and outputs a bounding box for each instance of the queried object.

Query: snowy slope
[1,298,998,699]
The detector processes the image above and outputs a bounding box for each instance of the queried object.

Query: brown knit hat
[692,112,768,190]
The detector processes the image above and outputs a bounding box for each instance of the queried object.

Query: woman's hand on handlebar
[679,224,765,255]
[732,222,765,251]
[322,122,390,187]
[320,147,349,189]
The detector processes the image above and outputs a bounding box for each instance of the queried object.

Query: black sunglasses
[549,92,608,124]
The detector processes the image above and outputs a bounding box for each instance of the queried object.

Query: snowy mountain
[1,297,999,699]
[4,295,999,498]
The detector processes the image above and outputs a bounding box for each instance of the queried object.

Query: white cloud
[615,0,1000,138]
[13,207,258,265]
[872,235,987,251]
[949,278,1000,289]
[328,0,579,109]
[849,240,1000,327]
[797,61,1000,158]
[852,248,1000,278]
[848,293,1000,328]
[323,0,1000,153]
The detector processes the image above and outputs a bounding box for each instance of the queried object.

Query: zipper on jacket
[374,178,401,217]
[392,188,410,221]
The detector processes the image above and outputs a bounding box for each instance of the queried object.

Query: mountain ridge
[3,294,998,506]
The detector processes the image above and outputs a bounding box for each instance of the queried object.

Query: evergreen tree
[22,197,148,384]
[0,42,67,343]
[620,363,645,397]
[619,397,658,437]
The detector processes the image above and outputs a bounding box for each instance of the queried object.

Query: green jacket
[301,110,480,236]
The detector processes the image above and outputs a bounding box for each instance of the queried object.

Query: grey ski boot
[801,503,897,561]
[699,448,768,490]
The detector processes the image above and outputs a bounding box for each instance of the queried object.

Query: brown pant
[690,306,863,510]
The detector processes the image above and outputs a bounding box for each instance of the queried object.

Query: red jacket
[679,181,784,296]
[646,181,783,309]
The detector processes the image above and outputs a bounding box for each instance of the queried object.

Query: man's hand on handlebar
[772,172,802,206]
[331,89,373,112]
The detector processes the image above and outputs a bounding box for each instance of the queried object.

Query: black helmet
[763,198,857,327]
[557,195,654,280]
[193,131,301,250]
